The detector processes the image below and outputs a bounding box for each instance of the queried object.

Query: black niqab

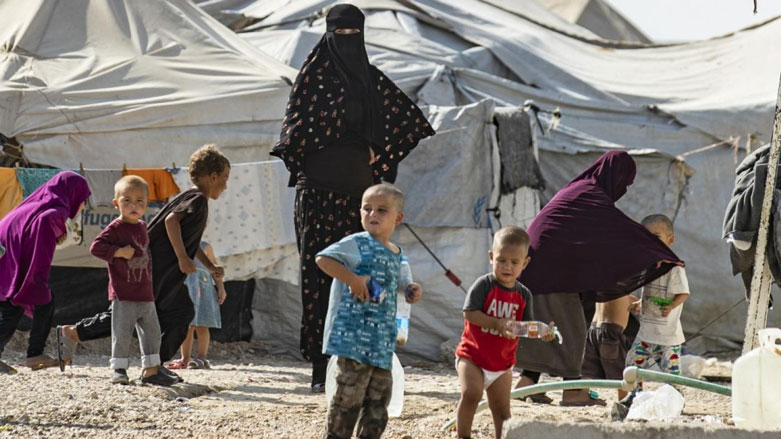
[323,4,380,143]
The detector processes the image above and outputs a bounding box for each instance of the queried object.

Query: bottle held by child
[507,320,562,343]
[396,257,413,346]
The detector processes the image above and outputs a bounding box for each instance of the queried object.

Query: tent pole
[743,75,781,353]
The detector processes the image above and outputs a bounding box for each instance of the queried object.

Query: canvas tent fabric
[223,0,781,359]
[0,0,297,169]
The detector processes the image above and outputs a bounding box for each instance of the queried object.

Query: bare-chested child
[581,295,636,400]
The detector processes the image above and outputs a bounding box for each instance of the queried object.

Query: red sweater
[90,219,153,302]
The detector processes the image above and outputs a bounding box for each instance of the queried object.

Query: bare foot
[61,325,80,343]
[515,374,553,404]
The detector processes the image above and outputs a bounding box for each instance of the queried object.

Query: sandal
[188,358,204,369]
[166,359,189,370]
[559,397,607,407]
[527,393,553,404]
[24,354,59,371]
[56,325,77,372]
[0,359,17,375]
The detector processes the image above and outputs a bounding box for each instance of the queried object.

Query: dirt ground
[0,332,734,439]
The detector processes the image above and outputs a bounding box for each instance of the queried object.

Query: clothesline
[677,136,743,164]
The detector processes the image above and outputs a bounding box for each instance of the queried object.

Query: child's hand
[660,305,673,317]
[56,232,68,245]
[541,321,556,342]
[349,275,371,302]
[405,283,423,304]
[178,257,197,274]
[496,318,516,339]
[114,246,135,260]
[210,265,225,281]
[218,288,227,305]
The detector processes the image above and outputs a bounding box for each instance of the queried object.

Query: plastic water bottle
[396,258,413,346]
[732,328,781,430]
[507,321,563,344]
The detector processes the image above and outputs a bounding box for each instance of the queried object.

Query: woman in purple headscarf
[0,171,91,372]
[514,151,681,405]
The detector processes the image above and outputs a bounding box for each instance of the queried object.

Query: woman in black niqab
[271,4,434,392]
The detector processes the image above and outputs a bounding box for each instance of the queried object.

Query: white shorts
[455,356,511,390]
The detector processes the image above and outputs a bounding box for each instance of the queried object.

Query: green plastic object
[649,297,673,307]
[440,368,732,431]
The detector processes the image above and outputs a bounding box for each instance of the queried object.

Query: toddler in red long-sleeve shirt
[90,175,175,386]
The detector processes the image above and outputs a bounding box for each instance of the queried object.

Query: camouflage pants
[324,357,393,439]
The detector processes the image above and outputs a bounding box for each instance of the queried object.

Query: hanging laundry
[84,169,123,208]
[494,107,545,193]
[190,161,296,257]
[124,169,180,202]
[0,168,23,219]
[14,168,62,198]
[168,167,192,195]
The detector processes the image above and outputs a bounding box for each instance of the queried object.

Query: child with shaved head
[455,226,555,439]
[624,214,690,401]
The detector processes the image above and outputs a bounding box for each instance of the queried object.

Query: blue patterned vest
[325,232,401,370]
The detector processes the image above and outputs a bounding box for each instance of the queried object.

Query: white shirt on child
[637,266,690,346]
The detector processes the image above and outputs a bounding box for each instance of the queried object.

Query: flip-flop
[527,393,553,404]
[559,397,607,407]
[24,354,60,371]
[0,359,17,375]
[56,326,77,372]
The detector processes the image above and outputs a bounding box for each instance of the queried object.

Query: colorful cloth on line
[14,168,63,198]
[186,242,221,329]
[124,169,179,203]
[0,168,23,219]
[84,169,123,208]
[319,231,402,370]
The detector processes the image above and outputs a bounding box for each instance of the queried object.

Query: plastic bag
[680,355,707,379]
[626,384,684,421]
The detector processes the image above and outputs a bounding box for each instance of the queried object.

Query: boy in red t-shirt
[455,226,554,439]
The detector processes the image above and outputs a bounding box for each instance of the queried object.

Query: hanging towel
[169,167,193,196]
[124,169,180,202]
[0,168,23,219]
[201,161,296,257]
[494,107,544,193]
[84,169,124,208]
[15,168,63,198]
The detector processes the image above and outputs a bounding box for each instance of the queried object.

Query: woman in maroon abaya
[514,150,682,405]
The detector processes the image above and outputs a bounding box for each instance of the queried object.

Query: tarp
[0,0,297,168]
[230,0,781,358]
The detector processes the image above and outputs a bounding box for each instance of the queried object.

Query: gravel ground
[0,331,735,438]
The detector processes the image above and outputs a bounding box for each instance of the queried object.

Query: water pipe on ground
[440,366,731,431]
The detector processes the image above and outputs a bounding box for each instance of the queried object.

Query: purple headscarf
[520,151,682,301]
[0,171,91,309]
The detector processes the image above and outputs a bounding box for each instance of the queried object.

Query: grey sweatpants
[111,300,161,370]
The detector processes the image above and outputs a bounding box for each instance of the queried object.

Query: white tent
[231,0,781,358]
[0,0,296,168]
